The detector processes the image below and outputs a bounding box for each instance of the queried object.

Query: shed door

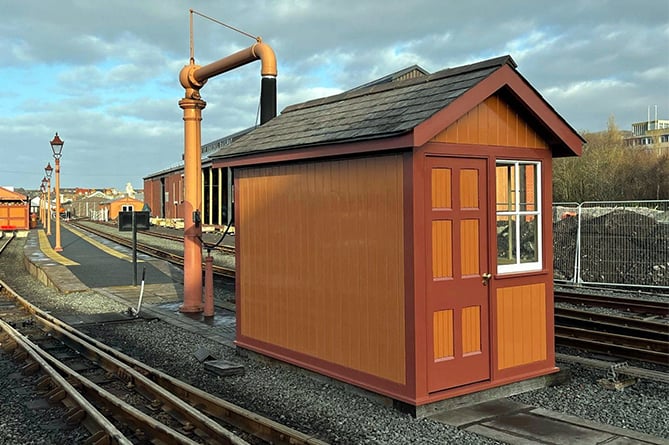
[426,156,490,392]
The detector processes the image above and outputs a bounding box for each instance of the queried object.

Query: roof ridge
[283,55,515,114]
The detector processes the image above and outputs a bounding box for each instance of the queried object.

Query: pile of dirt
[553,208,669,287]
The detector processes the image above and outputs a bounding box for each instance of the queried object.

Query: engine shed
[209,55,583,409]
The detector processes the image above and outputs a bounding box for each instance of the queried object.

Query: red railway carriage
[207,56,583,409]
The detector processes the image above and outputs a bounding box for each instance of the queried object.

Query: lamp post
[39,180,46,226]
[49,133,64,252]
[44,164,53,236]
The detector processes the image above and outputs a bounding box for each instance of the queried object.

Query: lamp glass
[44,163,53,179]
[50,133,64,158]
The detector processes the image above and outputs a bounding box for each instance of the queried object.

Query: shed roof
[0,186,28,202]
[210,55,583,164]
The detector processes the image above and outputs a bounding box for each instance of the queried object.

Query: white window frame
[496,160,542,274]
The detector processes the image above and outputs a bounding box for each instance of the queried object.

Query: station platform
[22,226,668,445]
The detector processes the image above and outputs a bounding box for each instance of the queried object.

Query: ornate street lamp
[44,163,53,236]
[49,133,64,251]
[40,179,46,226]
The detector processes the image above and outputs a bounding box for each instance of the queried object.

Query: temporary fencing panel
[553,200,669,290]
[552,202,580,283]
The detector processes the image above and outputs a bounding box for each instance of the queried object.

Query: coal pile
[553,208,669,287]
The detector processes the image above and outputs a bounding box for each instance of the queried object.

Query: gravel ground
[1,230,668,444]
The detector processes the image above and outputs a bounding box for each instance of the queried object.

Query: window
[122,205,134,212]
[496,161,542,273]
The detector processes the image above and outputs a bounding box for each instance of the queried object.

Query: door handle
[481,273,492,286]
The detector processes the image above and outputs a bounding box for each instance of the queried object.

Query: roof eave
[211,131,414,168]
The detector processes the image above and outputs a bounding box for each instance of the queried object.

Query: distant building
[624,118,669,150]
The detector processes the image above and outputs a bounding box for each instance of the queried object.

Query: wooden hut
[101,196,145,221]
[0,186,30,231]
[209,56,583,409]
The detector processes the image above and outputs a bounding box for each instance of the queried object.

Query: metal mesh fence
[552,202,580,283]
[552,200,669,290]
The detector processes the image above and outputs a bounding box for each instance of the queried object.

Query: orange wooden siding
[462,305,481,355]
[433,309,454,360]
[459,169,479,208]
[431,94,549,149]
[432,220,453,279]
[496,283,547,369]
[0,205,29,230]
[460,219,479,276]
[237,155,406,384]
[431,168,452,208]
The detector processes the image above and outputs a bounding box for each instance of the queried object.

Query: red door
[426,156,490,392]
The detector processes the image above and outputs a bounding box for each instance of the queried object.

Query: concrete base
[431,399,668,445]
[397,368,571,418]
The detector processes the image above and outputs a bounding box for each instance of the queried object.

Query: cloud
[0,0,667,190]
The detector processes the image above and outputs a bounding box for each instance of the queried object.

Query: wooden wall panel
[459,168,479,208]
[237,155,406,384]
[460,219,479,276]
[496,283,547,369]
[432,220,453,279]
[431,94,549,149]
[0,205,29,230]
[433,309,454,360]
[431,168,452,208]
[462,306,481,355]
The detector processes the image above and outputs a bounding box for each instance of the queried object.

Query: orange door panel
[426,156,490,392]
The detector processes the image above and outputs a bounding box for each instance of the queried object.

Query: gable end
[431,93,548,149]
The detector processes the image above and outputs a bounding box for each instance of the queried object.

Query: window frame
[496,159,543,274]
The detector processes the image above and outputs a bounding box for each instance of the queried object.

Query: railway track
[554,289,668,316]
[67,220,236,279]
[554,306,669,366]
[91,219,235,255]
[0,278,328,445]
[0,231,14,254]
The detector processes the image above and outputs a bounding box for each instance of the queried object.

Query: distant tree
[553,115,669,202]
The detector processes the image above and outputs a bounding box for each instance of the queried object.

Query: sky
[1,0,668,192]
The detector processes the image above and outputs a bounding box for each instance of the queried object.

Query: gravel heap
[553,207,669,287]
[0,232,667,444]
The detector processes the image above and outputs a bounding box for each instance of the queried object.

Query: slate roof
[210,55,517,160]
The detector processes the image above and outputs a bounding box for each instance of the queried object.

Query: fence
[553,200,669,290]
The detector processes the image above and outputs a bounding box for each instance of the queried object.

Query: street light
[40,179,46,227]
[44,163,53,236]
[49,133,64,252]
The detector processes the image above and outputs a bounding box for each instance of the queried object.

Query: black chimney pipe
[260,76,277,125]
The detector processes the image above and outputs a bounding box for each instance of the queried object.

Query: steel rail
[555,327,669,365]
[0,318,133,445]
[554,290,669,316]
[0,231,14,254]
[2,282,245,445]
[555,307,669,341]
[34,313,250,445]
[1,278,329,445]
[554,305,669,365]
[83,219,235,255]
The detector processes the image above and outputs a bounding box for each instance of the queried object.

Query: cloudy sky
[1,1,668,191]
